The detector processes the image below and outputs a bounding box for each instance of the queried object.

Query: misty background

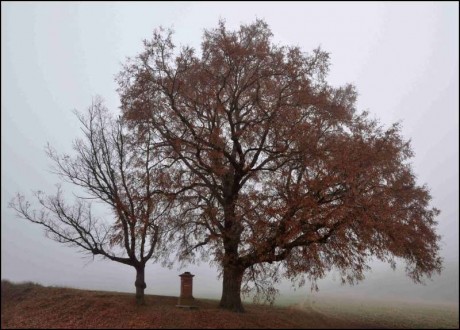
[2,2,458,305]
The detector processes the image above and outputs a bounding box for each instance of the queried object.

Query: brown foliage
[116,19,442,311]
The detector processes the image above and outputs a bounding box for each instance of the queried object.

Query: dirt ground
[1,280,457,329]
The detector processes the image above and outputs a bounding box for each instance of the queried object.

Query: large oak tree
[119,20,441,312]
[10,99,176,305]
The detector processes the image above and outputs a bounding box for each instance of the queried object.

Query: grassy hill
[1,280,458,329]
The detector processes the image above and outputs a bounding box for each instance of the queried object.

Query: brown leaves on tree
[10,19,442,313]
[117,19,442,311]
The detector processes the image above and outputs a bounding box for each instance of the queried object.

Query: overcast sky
[2,2,458,304]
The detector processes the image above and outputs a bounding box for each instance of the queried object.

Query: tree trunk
[135,265,147,305]
[219,194,245,312]
[219,263,245,312]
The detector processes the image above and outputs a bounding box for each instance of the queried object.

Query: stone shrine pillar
[178,271,195,307]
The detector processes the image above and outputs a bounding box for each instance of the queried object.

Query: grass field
[293,294,458,329]
[1,280,458,329]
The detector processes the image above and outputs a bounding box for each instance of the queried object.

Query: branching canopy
[10,99,175,268]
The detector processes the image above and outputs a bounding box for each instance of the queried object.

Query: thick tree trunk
[135,265,147,305]
[219,263,245,312]
[219,193,245,312]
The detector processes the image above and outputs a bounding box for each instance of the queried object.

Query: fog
[2,2,458,305]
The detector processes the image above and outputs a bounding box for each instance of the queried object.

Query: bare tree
[9,98,175,305]
[117,20,442,312]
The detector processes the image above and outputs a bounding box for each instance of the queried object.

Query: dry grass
[295,295,459,329]
[1,280,458,329]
